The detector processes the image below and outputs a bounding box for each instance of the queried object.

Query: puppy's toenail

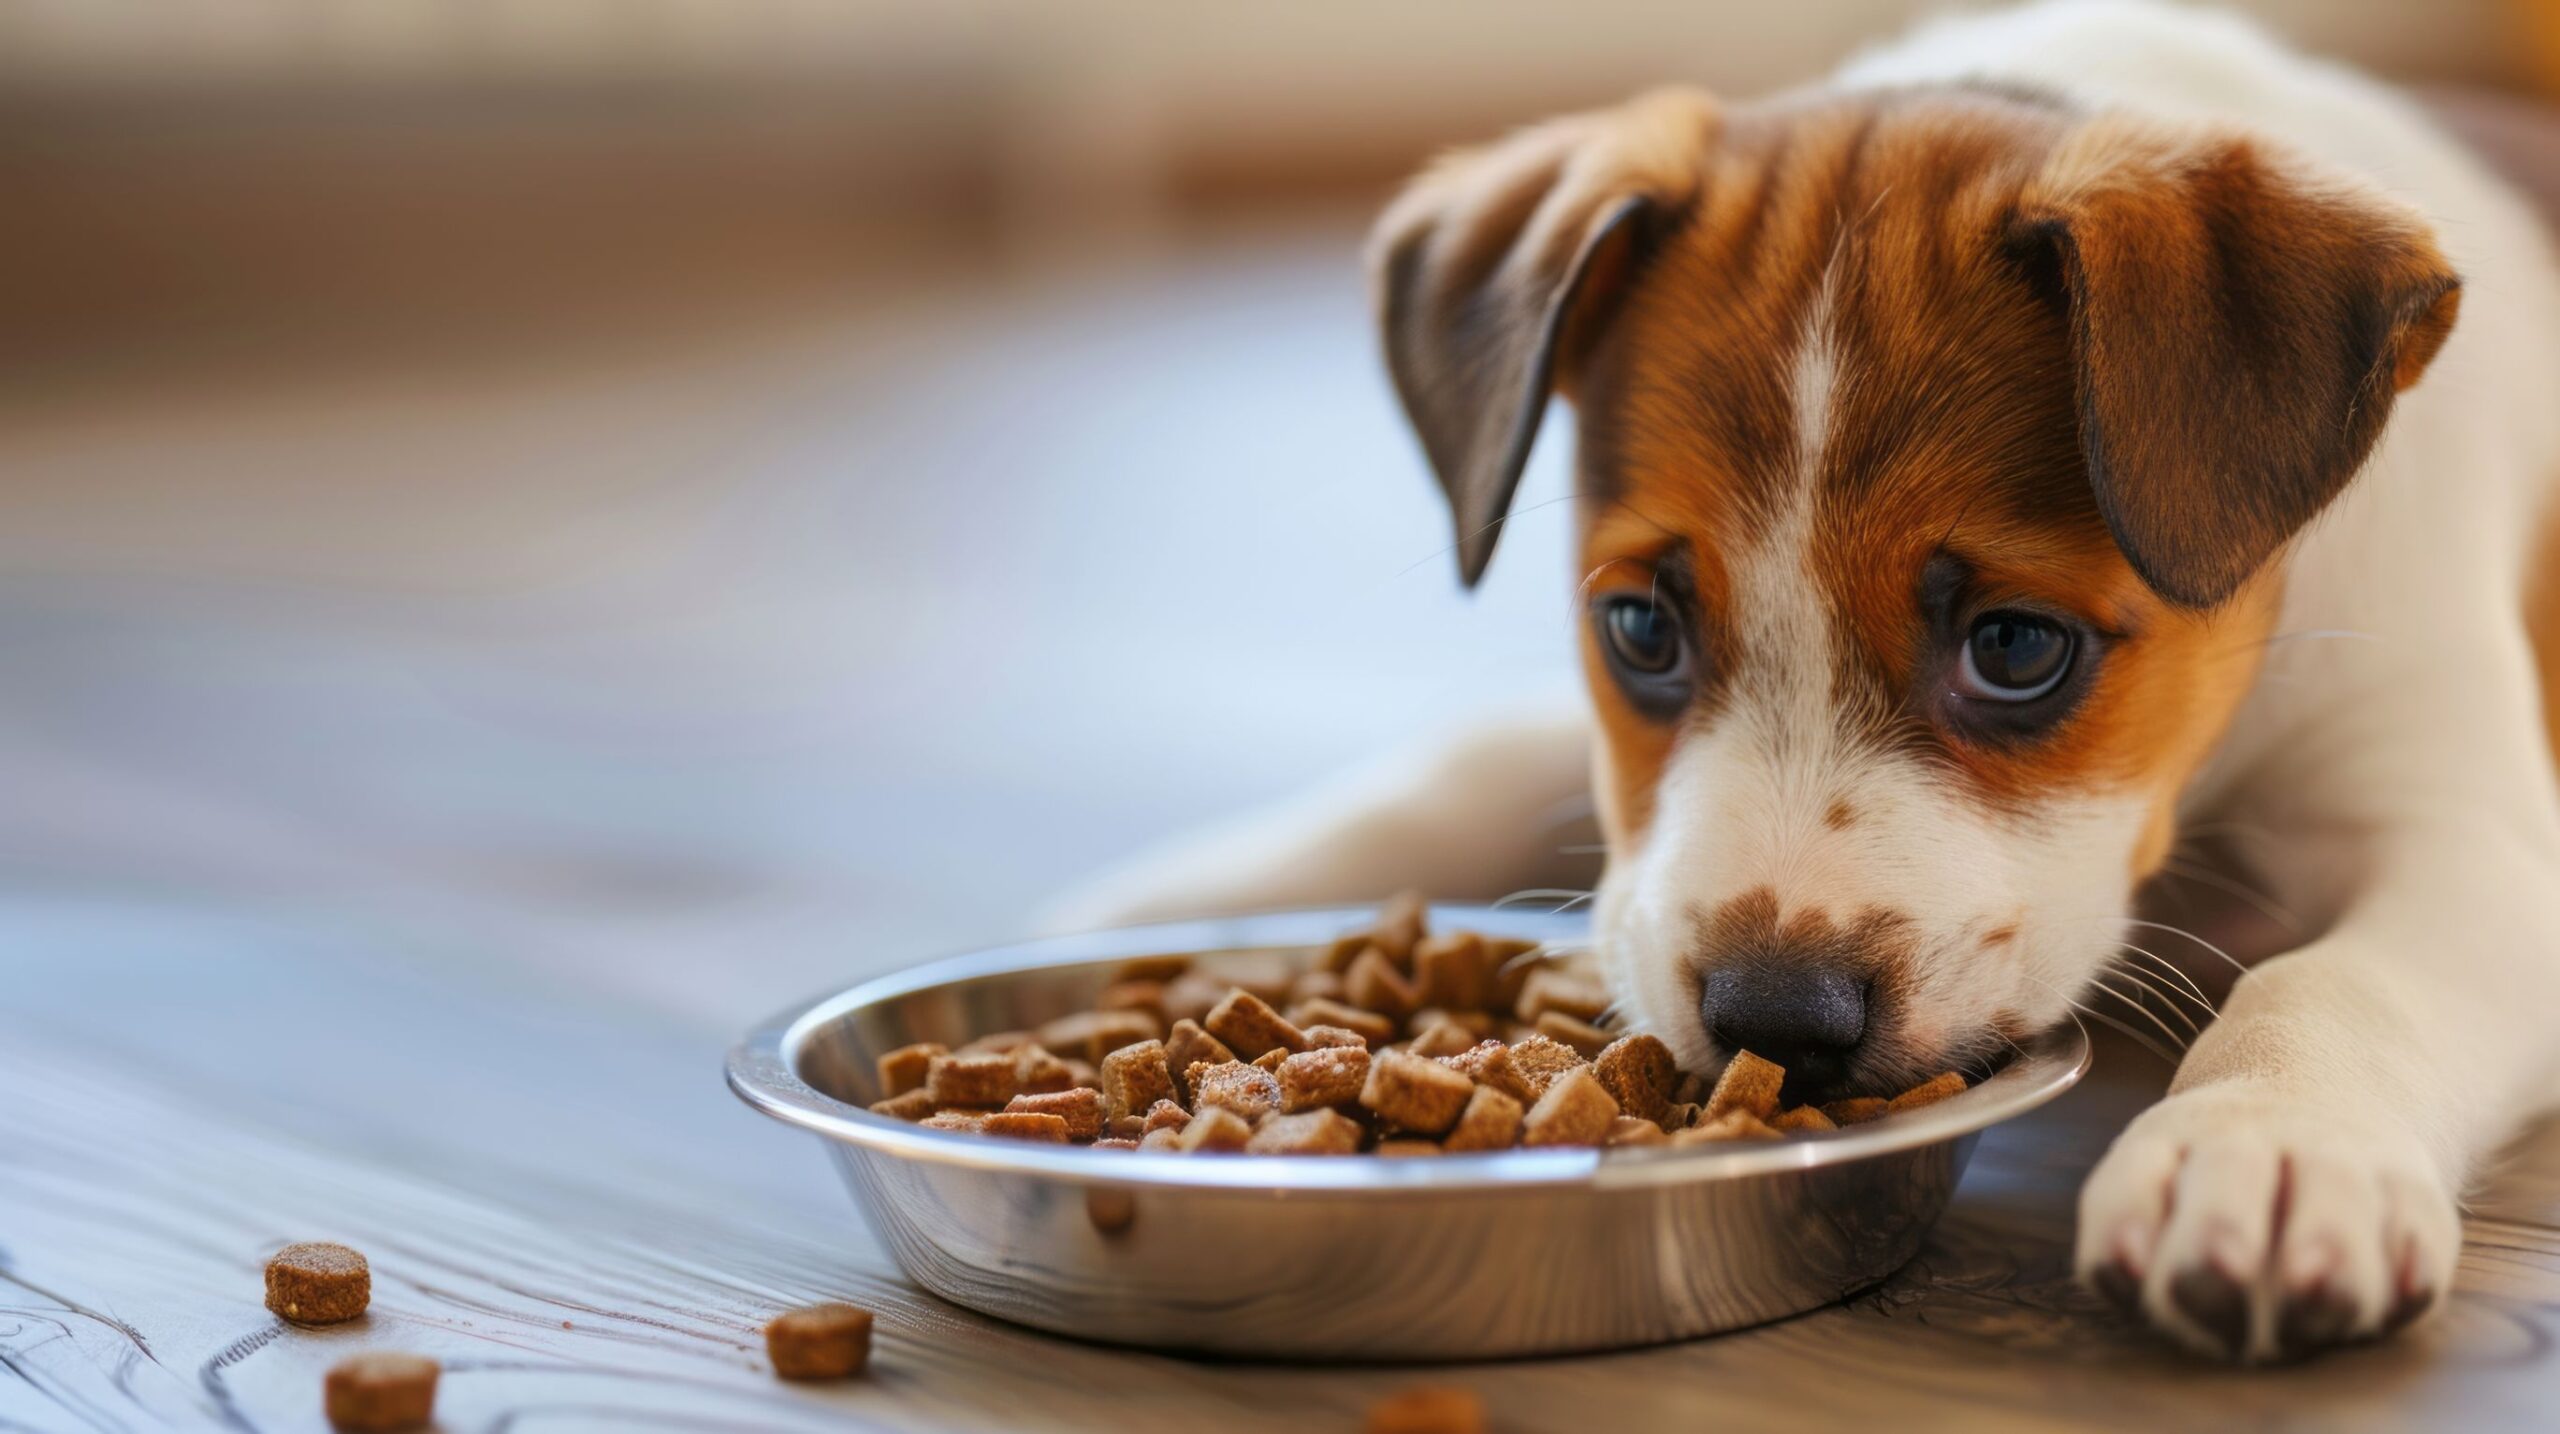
[2091,1261,2141,1312]
[2171,1266,2251,1358]
[2276,1286,2356,1361]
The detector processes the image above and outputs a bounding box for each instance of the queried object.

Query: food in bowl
[862,894,1970,1154]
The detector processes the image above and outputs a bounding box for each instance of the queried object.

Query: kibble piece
[1606,1115,1669,1147]
[1366,1385,1484,1434]
[1410,1007,1498,1040]
[1110,953,1191,984]
[919,1110,987,1133]
[1095,979,1168,1021]
[1289,997,1396,1047]
[1223,957,1298,1009]
[1161,971,1231,1026]
[1517,969,1610,1024]
[1441,1040,1535,1105]
[1360,1049,1476,1135]
[1345,947,1420,1022]
[1659,1101,1703,1132]
[1321,933,1375,974]
[1703,1050,1786,1120]
[1439,1085,1524,1152]
[1138,1126,1183,1152]
[1301,1023,1373,1050]
[1141,1098,1192,1134]
[1407,1022,1476,1059]
[1011,1043,1076,1095]
[1246,1109,1364,1155]
[1109,1113,1147,1139]
[1769,1105,1836,1134]
[1004,1088,1106,1141]
[1522,1067,1620,1147]
[1674,1109,1783,1143]
[867,1089,938,1122]
[1093,1137,1141,1151]
[1035,1009,1162,1065]
[324,1352,436,1431]
[1823,1096,1891,1125]
[1484,937,1542,1010]
[1251,1048,1289,1073]
[959,1029,1036,1055]
[1533,1010,1614,1059]
[926,1052,1018,1108]
[1205,989,1309,1059]
[1063,1057,1099,1089]
[1292,968,1349,1005]
[1411,931,1490,1010]
[265,1242,370,1324]
[1176,1105,1254,1152]
[1890,1071,1969,1113]
[1099,1041,1176,1122]
[1189,1060,1283,1119]
[1370,889,1430,964]
[1375,1138,1444,1157]
[765,1302,873,1380]
[980,1111,1070,1142]
[1592,1034,1678,1124]
[1504,1032,1587,1099]
[1163,1019,1237,1098]
[876,1042,946,1099]
[1278,1046,1371,1112]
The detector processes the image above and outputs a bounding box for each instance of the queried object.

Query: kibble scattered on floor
[323,1352,438,1432]
[265,1242,371,1325]
[765,1302,875,1380]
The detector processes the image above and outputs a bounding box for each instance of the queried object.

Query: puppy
[1062,0,2560,1362]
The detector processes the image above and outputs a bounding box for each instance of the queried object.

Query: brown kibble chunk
[1163,1019,1236,1098]
[867,1089,937,1122]
[1176,1105,1254,1152]
[1035,1009,1162,1064]
[1606,1115,1669,1147]
[1292,968,1348,1005]
[1517,968,1610,1024]
[1659,1100,1703,1132]
[1442,1040,1535,1105]
[920,1110,987,1133]
[1360,1049,1475,1135]
[1161,971,1230,1026]
[981,1111,1070,1142]
[1375,1137,1444,1157]
[1093,1137,1141,1150]
[959,1029,1035,1055]
[1138,1126,1182,1152]
[324,1352,435,1430]
[1410,1007,1499,1040]
[266,1242,369,1325]
[1371,890,1430,964]
[1142,1098,1191,1134]
[1247,1108,1364,1154]
[926,1052,1018,1107]
[1822,1096,1891,1125]
[1345,947,1419,1021]
[1704,1050,1786,1120]
[1440,1085,1524,1151]
[1206,989,1308,1059]
[1278,1046,1371,1112]
[1366,1385,1484,1434]
[1004,1088,1106,1141]
[1522,1067,1620,1147]
[1301,1023,1373,1050]
[1769,1105,1836,1133]
[765,1302,873,1380]
[1189,1059,1284,1119]
[1252,1047,1289,1073]
[1099,1041,1176,1121]
[1592,1034,1678,1123]
[1095,979,1168,1021]
[1111,954,1191,984]
[1290,997,1396,1047]
[1411,931,1490,1010]
[1534,1010,1614,1059]
[1485,937,1542,1010]
[1109,1113,1147,1139]
[1890,1071,1969,1112]
[1504,1032,1587,1098]
[1321,933,1374,974]
[875,1042,945,1098]
[1011,1043,1076,1095]
[1675,1109,1783,1143]
[1407,1022,1476,1059]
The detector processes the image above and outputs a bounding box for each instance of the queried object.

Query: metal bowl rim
[725,905,2090,1193]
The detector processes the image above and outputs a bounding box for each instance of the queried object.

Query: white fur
[1060,0,2560,1362]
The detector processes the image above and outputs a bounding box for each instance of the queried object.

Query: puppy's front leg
[2077,817,2560,1361]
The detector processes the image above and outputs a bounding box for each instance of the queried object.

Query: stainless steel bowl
[727,906,2089,1360]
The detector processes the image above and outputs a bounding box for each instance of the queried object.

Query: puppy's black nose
[1701,966,1867,1085]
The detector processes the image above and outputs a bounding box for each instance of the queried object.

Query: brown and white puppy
[1061,1,2560,1363]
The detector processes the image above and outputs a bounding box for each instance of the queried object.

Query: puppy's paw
[2074,1086,2458,1362]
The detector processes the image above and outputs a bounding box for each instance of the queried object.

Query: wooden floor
[5,213,2559,1431]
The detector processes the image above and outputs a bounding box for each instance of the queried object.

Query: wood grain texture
[6,918,2558,1434]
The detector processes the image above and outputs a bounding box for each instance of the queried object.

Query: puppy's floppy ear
[2011,120,2460,609]
[1370,88,1716,585]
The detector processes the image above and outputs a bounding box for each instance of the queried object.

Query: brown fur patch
[1823,798,1857,831]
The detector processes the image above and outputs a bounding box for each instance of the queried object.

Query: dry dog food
[266,1242,371,1325]
[766,1302,875,1379]
[1367,1385,1487,1434]
[869,895,1974,1155]
[323,1352,437,1432]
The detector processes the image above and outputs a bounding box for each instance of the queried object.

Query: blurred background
[6,0,2558,1033]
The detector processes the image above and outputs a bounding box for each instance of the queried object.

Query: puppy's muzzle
[1700,963,1867,1090]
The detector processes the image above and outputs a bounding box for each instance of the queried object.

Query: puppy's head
[1371,85,2459,1096]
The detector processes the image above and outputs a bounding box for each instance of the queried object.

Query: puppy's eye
[1601,595,1684,676]
[1958,611,2073,701]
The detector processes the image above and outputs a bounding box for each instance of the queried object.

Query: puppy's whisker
[2050,912,2253,980]
[2115,942,2220,1018]
[2155,855,2303,933]
[2087,974,2196,1049]
[1490,888,1595,913]
[2023,974,2179,1067]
